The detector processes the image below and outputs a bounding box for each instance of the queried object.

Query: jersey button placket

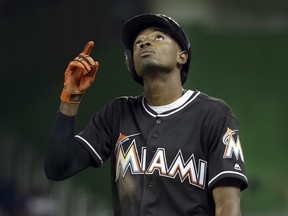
[141,118,161,216]
[152,132,159,138]
[148,181,153,188]
[151,132,159,153]
[156,118,162,124]
[151,118,160,156]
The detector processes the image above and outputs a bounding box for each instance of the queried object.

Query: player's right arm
[44,42,99,180]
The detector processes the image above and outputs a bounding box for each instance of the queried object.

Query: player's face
[132,27,184,79]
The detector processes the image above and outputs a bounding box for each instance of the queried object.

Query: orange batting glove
[60,41,99,104]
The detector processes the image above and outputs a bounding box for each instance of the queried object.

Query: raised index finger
[82,41,94,55]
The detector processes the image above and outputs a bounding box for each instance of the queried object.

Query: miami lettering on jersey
[115,133,207,189]
[222,128,244,162]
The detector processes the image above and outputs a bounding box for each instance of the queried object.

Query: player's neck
[144,78,183,106]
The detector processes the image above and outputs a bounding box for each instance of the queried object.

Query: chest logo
[115,133,207,189]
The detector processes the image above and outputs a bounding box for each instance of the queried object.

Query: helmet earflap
[124,49,143,85]
[124,49,132,72]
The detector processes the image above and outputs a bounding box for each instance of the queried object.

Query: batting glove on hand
[60,41,99,104]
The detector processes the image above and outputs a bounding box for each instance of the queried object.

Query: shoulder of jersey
[196,92,233,116]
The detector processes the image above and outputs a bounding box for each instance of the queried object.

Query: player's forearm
[44,112,77,180]
[213,185,241,216]
[215,203,241,216]
[44,112,93,180]
[59,102,80,116]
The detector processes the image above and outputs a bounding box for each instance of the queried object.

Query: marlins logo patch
[222,128,244,162]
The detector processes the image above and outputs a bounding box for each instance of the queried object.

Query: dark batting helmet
[121,13,191,85]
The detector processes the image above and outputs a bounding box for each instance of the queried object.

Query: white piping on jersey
[208,171,248,188]
[148,90,194,114]
[142,90,201,117]
[75,135,103,165]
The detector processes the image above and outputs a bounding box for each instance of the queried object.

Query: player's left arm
[212,179,242,216]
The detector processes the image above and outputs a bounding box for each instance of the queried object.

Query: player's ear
[177,51,188,65]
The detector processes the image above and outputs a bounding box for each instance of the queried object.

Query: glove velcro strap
[60,89,84,104]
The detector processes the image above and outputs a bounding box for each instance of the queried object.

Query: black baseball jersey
[75,89,248,216]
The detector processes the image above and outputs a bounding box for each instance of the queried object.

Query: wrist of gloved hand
[60,89,84,104]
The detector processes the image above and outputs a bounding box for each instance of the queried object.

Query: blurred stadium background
[0,0,287,215]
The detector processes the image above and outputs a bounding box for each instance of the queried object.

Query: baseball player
[45,13,248,216]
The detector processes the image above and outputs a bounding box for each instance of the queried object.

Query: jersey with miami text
[75,89,248,216]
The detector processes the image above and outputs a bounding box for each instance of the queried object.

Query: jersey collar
[142,89,201,117]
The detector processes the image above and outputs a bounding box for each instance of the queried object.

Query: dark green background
[1,1,287,215]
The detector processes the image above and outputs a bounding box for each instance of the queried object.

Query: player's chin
[136,61,163,75]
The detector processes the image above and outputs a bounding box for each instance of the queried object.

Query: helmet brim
[122,13,181,50]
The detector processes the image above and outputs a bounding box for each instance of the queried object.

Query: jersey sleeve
[205,102,248,191]
[45,112,96,180]
[75,101,117,167]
